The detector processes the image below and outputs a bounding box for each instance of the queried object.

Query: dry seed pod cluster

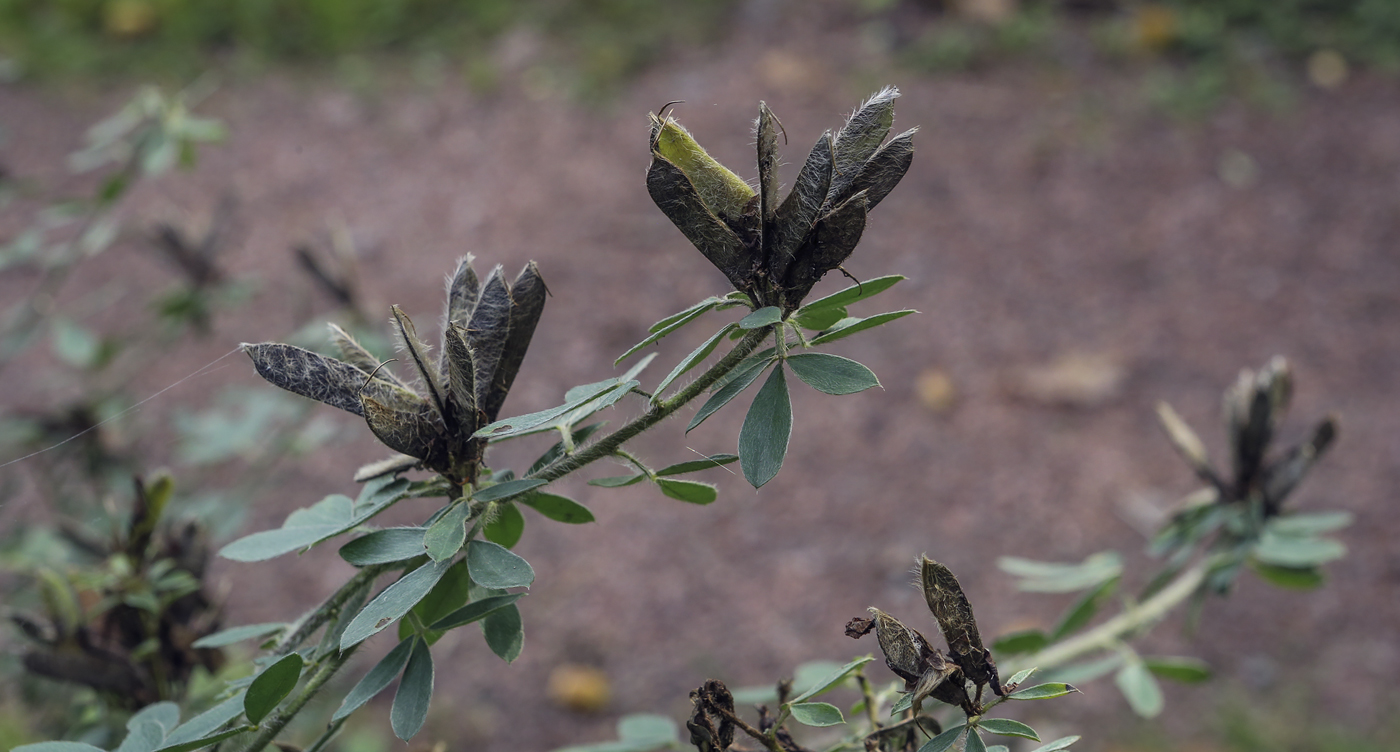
[848,556,1007,718]
[647,87,915,313]
[243,257,545,484]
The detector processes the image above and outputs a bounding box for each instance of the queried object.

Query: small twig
[711,703,784,752]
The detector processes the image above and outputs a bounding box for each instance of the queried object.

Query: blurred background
[1,1,1398,750]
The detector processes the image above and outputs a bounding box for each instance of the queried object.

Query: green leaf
[1268,511,1353,536]
[793,306,846,331]
[739,306,783,329]
[474,478,548,502]
[51,318,102,369]
[998,552,1123,593]
[332,636,416,721]
[788,702,844,727]
[656,454,739,476]
[117,702,179,752]
[339,528,426,566]
[977,719,1040,741]
[1044,654,1124,685]
[192,622,285,649]
[407,560,473,643]
[738,366,792,488]
[219,495,354,562]
[430,593,524,631]
[589,474,647,488]
[917,724,966,752]
[686,357,775,432]
[1115,660,1164,718]
[618,299,723,364]
[475,381,630,439]
[652,323,738,402]
[519,492,594,523]
[244,653,303,725]
[889,691,913,717]
[482,603,524,663]
[791,656,875,703]
[1008,683,1079,700]
[14,739,108,744]
[656,478,717,504]
[991,629,1049,656]
[809,310,915,345]
[1027,736,1081,752]
[467,540,535,589]
[1051,576,1118,640]
[163,691,248,747]
[155,727,251,752]
[965,728,988,752]
[220,479,411,562]
[1249,561,1325,589]
[986,747,1010,752]
[1144,656,1211,683]
[1251,533,1346,567]
[617,713,679,744]
[391,638,434,740]
[785,353,880,395]
[423,503,470,562]
[796,275,905,315]
[484,502,525,548]
[341,559,453,650]
[1004,668,1038,687]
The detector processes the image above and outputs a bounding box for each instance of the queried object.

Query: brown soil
[3,14,1398,752]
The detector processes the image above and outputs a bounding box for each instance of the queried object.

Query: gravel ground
[3,14,1399,752]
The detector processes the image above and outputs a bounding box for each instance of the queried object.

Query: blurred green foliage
[0,0,735,92]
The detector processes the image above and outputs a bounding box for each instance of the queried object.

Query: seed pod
[1263,416,1337,511]
[328,323,407,388]
[361,395,443,464]
[391,305,447,419]
[826,86,898,209]
[466,266,513,410]
[647,148,752,291]
[243,342,423,418]
[651,114,756,225]
[846,127,916,212]
[867,607,928,684]
[443,323,477,430]
[920,557,1003,697]
[756,102,781,226]
[770,132,833,284]
[479,262,547,424]
[783,190,868,305]
[444,254,480,327]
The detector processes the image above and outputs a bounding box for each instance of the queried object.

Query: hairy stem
[1011,560,1210,673]
[273,564,388,655]
[235,644,358,752]
[527,328,768,483]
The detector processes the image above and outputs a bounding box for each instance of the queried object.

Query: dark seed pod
[243,342,424,418]
[920,556,1003,696]
[480,262,547,424]
[328,323,407,388]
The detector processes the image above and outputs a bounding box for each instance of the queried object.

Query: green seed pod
[651,114,756,225]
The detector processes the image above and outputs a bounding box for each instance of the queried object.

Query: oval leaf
[332,637,416,721]
[1143,656,1211,683]
[1008,683,1079,701]
[686,357,774,433]
[192,622,285,649]
[244,653,303,725]
[809,310,915,345]
[991,629,1049,656]
[617,714,679,744]
[738,306,782,329]
[656,454,739,476]
[1028,736,1082,752]
[482,603,524,663]
[791,655,875,703]
[430,593,525,631]
[1249,561,1324,590]
[917,724,966,752]
[519,492,595,523]
[788,702,844,727]
[656,478,717,505]
[467,540,535,589]
[588,474,647,488]
[738,366,792,488]
[484,502,526,548]
[423,503,470,562]
[965,728,988,752]
[163,691,248,747]
[474,478,548,502]
[339,528,426,566]
[977,718,1040,741]
[391,638,434,741]
[340,559,453,650]
[155,726,252,752]
[1115,661,1164,718]
[785,353,880,395]
[653,323,739,402]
